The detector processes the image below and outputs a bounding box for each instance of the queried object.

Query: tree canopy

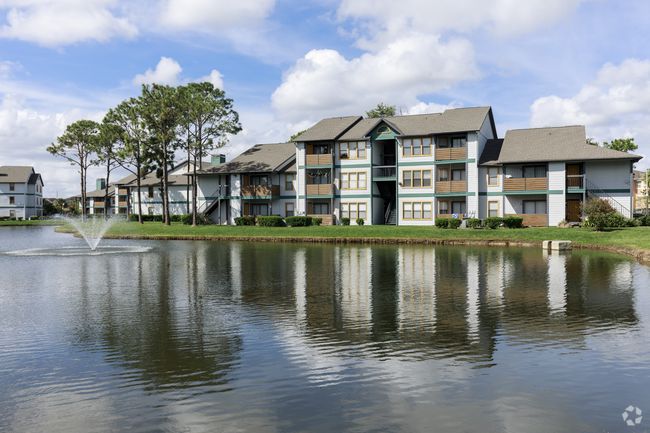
[289,130,306,142]
[366,103,396,118]
[603,138,638,153]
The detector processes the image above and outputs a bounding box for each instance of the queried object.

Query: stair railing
[385,197,395,224]
[584,177,630,217]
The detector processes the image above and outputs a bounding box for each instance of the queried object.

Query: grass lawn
[0,220,65,227]
[54,221,650,252]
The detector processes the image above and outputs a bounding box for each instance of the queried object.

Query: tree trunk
[192,153,198,227]
[104,160,110,221]
[81,167,86,222]
[162,142,170,225]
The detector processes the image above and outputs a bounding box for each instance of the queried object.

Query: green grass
[0,220,65,226]
[55,221,650,252]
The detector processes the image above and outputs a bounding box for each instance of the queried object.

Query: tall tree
[178,83,242,226]
[47,120,100,221]
[93,123,121,220]
[366,103,396,118]
[139,84,182,226]
[289,130,306,142]
[586,137,598,146]
[603,138,637,153]
[104,98,151,224]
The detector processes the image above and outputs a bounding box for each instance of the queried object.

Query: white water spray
[60,216,120,250]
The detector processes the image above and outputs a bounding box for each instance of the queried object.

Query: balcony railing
[241,185,280,196]
[373,166,396,179]
[308,214,333,225]
[93,202,105,207]
[436,147,467,160]
[435,180,467,193]
[567,175,584,189]
[503,177,547,191]
[118,188,127,195]
[437,213,464,219]
[306,184,332,195]
[506,213,547,227]
[118,201,128,207]
[306,154,331,166]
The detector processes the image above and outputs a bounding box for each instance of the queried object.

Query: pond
[0,226,649,432]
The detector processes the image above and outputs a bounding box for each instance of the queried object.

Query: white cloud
[132,57,183,86]
[337,0,587,51]
[530,58,650,168]
[195,70,224,89]
[271,33,479,125]
[0,0,138,47]
[0,59,22,78]
[158,0,275,31]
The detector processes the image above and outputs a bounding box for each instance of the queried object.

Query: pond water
[1,226,649,432]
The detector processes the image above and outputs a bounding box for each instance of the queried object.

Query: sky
[1,0,650,198]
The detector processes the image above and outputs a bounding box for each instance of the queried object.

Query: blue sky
[1,0,650,197]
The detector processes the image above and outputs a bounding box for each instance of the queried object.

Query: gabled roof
[0,166,36,184]
[478,139,504,165]
[28,172,43,186]
[481,125,643,164]
[337,106,496,140]
[634,170,647,181]
[196,142,296,175]
[85,185,116,198]
[295,116,363,142]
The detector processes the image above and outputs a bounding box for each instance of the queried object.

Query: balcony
[93,201,105,207]
[118,201,128,207]
[308,214,333,225]
[567,175,584,189]
[373,166,396,179]
[435,180,467,193]
[306,184,332,195]
[118,188,128,195]
[437,213,464,219]
[306,154,331,166]
[506,213,547,227]
[504,177,547,191]
[241,185,280,197]
[436,147,467,161]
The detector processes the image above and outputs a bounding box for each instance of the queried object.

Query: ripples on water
[0,226,649,432]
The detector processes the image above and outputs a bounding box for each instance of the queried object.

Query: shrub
[234,216,256,226]
[435,217,449,228]
[340,217,351,226]
[183,213,214,225]
[17,217,23,221]
[448,218,462,229]
[483,217,502,229]
[285,216,312,227]
[467,218,482,229]
[581,198,616,231]
[258,216,284,227]
[29,215,39,220]
[557,220,571,228]
[503,215,524,229]
[170,215,182,222]
[312,217,323,226]
[355,218,364,226]
[9,216,16,221]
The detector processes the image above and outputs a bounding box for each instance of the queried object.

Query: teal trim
[434,192,476,197]
[374,177,396,182]
[133,201,194,204]
[399,193,435,198]
[0,193,24,195]
[432,159,475,165]
[307,195,334,199]
[603,189,631,193]
[479,190,563,196]
[305,165,333,169]
[335,194,372,199]
[399,160,436,167]
[335,164,372,169]
[567,189,585,193]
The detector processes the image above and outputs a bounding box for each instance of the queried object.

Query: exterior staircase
[584,178,631,217]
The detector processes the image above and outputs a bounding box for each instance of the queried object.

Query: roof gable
[196,142,296,175]
[295,116,363,142]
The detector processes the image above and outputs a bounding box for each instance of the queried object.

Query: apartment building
[0,166,44,218]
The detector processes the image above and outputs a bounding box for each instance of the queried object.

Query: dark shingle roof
[295,116,363,142]
[479,139,505,165]
[27,172,43,186]
[196,142,296,175]
[489,126,642,164]
[338,106,495,140]
[0,166,35,183]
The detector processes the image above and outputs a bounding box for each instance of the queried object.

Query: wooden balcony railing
[306,184,332,195]
[435,180,466,193]
[308,214,333,225]
[435,147,467,161]
[506,213,547,227]
[241,185,280,196]
[93,202,105,207]
[503,177,547,191]
[306,154,331,166]
[437,214,464,219]
[118,188,127,195]
[118,201,128,207]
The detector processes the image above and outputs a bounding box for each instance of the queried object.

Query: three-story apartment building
[0,166,44,218]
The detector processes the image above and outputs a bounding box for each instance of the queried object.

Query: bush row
[434,216,525,229]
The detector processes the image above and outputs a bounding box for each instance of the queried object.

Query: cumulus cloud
[195,70,224,89]
[132,57,183,86]
[271,33,478,125]
[158,0,275,31]
[0,0,138,47]
[530,58,650,166]
[337,0,586,51]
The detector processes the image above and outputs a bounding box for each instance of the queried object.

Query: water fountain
[65,216,120,251]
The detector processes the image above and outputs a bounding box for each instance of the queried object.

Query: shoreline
[55,226,650,266]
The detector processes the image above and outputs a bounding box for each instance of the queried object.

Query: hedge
[503,215,524,229]
[258,216,284,227]
[234,216,256,226]
[312,217,323,226]
[467,218,482,229]
[448,218,462,229]
[355,218,365,226]
[285,216,312,227]
[483,217,502,229]
[340,217,351,226]
[435,217,449,228]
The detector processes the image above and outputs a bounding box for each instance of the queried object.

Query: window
[437,137,448,148]
[524,200,546,214]
[402,137,432,156]
[9,183,15,191]
[488,200,499,217]
[285,202,294,217]
[402,201,432,220]
[310,203,329,214]
[250,204,268,215]
[285,174,294,191]
[437,136,467,148]
[313,144,329,155]
[524,166,546,178]
[340,172,366,190]
[340,202,367,220]
[439,169,449,182]
[452,137,467,148]
[402,170,432,188]
[452,201,466,215]
[451,169,466,181]
[487,167,499,187]
[250,175,269,185]
[308,172,330,185]
[340,141,366,159]
[148,206,154,215]
[438,200,449,215]
[9,196,15,205]
[148,186,154,198]
[10,210,15,217]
